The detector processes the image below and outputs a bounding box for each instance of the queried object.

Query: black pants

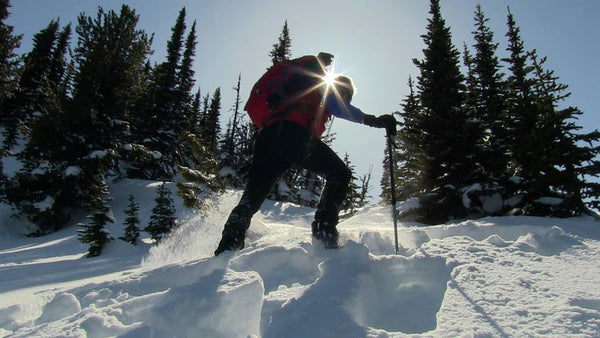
[221,120,351,237]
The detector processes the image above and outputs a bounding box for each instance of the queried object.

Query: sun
[323,70,336,87]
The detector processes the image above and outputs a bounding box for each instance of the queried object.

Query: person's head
[334,75,355,103]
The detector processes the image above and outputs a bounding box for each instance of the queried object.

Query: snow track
[1,188,600,337]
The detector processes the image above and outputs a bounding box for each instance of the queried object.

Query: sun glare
[323,71,336,87]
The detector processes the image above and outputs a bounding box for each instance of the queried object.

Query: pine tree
[71,5,152,177]
[188,88,202,135]
[501,7,543,214]
[0,0,21,198]
[0,0,21,115]
[341,153,361,216]
[358,165,373,208]
[220,74,245,187]
[77,170,114,257]
[176,133,222,209]
[120,194,141,245]
[269,20,292,65]
[178,19,196,136]
[203,88,222,159]
[4,20,75,234]
[458,4,508,216]
[8,5,151,233]
[411,0,474,223]
[49,24,72,96]
[527,50,600,216]
[468,4,507,182]
[3,19,59,151]
[395,77,423,202]
[133,7,191,181]
[145,182,178,243]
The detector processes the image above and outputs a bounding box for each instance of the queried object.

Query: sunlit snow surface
[1,180,599,337]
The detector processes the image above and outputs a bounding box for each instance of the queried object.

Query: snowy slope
[1,180,599,337]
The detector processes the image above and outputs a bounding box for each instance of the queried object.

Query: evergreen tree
[49,24,72,96]
[178,20,196,119]
[145,182,178,243]
[203,88,222,159]
[71,5,152,177]
[395,77,423,202]
[341,153,361,216]
[501,7,543,214]
[133,7,192,180]
[358,165,373,208]
[176,132,222,210]
[0,0,21,198]
[411,0,474,223]
[3,19,59,151]
[0,0,21,121]
[527,50,600,216]
[457,4,509,216]
[8,5,151,233]
[77,170,114,257]
[269,20,292,65]
[188,88,202,135]
[4,20,74,234]
[220,74,245,187]
[120,194,141,245]
[467,4,507,182]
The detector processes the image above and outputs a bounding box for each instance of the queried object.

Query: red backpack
[244,55,320,128]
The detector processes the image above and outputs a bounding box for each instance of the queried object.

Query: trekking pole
[386,130,399,254]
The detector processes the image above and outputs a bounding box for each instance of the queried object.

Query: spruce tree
[3,19,59,151]
[458,4,508,216]
[0,0,17,191]
[203,88,222,159]
[77,170,114,257]
[178,20,196,122]
[501,8,543,214]
[395,77,423,202]
[145,182,178,243]
[9,5,151,233]
[411,0,474,223]
[133,7,192,180]
[5,20,74,234]
[341,153,361,216]
[176,133,222,209]
[269,20,292,65]
[120,194,141,245]
[0,0,21,121]
[527,50,600,216]
[220,74,245,188]
[358,166,373,209]
[468,4,507,182]
[71,5,152,176]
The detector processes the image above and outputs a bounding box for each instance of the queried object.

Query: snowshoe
[311,221,340,249]
[214,230,245,256]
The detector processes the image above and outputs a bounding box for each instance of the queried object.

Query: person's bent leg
[214,128,289,256]
[279,127,351,247]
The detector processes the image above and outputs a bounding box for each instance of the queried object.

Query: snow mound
[1,188,600,337]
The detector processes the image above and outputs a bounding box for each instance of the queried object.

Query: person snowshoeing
[214,52,396,255]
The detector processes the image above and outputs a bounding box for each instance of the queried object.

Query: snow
[1,180,600,337]
[65,166,82,177]
[32,195,54,211]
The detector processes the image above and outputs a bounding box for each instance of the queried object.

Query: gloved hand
[317,52,334,66]
[363,114,397,135]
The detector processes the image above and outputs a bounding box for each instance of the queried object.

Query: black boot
[214,230,245,256]
[311,221,339,249]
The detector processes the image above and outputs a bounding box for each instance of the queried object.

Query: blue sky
[7,0,599,200]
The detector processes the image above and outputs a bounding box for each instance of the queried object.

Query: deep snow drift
[1,179,599,337]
